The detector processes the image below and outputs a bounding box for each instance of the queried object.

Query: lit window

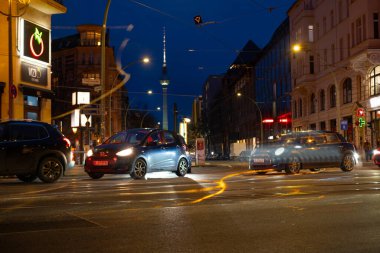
[308,25,314,42]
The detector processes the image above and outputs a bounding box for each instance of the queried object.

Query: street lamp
[108,57,150,135]
[140,107,161,128]
[237,92,264,145]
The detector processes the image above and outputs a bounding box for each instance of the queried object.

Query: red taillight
[62,137,71,148]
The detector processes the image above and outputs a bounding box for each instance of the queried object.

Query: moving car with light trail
[249,130,358,174]
[85,128,191,179]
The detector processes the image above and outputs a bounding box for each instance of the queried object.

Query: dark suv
[0,120,74,183]
[249,130,358,174]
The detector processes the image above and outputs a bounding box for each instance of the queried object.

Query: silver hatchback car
[84,128,191,179]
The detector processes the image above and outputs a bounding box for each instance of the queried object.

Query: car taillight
[62,137,71,148]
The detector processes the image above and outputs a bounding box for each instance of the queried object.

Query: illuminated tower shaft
[160,27,169,130]
[162,87,168,130]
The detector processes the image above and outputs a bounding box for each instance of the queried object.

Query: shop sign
[21,62,48,86]
[22,19,50,64]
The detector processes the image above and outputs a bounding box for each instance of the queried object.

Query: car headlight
[87,149,93,157]
[275,147,285,156]
[373,149,380,155]
[116,148,133,157]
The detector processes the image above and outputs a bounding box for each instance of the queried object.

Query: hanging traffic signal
[193,15,203,25]
[367,120,372,129]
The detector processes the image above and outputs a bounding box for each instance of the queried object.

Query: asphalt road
[1,161,380,253]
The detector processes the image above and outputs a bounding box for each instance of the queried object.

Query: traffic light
[193,15,203,25]
[367,121,373,129]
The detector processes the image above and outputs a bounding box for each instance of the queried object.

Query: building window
[323,49,328,70]
[369,66,380,96]
[338,1,343,22]
[320,89,325,111]
[339,38,344,61]
[330,85,336,108]
[356,18,362,44]
[310,123,316,130]
[343,78,352,104]
[330,10,334,29]
[323,16,327,34]
[310,93,316,114]
[299,98,303,117]
[308,25,314,42]
[294,100,297,119]
[320,121,326,130]
[24,96,40,120]
[309,56,314,74]
[331,44,335,65]
[330,119,337,132]
[363,15,367,40]
[80,31,101,46]
[374,13,379,39]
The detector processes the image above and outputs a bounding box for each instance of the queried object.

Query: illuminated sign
[279,118,289,123]
[358,118,366,127]
[22,20,50,63]
[356,108,365,117]
[21,61,48,86]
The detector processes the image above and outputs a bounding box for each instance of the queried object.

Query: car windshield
[103,129,151,145]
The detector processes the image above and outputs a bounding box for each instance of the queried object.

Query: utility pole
[100,0,112,141]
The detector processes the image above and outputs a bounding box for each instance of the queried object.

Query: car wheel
[16,174,37,183]
[88,173,104,179]
[37,157,63,183]
[341,153,354,172]
[130,158,147,179]
[285,156,301,174]
[176,158,188,177]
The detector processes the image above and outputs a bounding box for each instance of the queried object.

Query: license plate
[253,158,265,163]
[93,160,108,166]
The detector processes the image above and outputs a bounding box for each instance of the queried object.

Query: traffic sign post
[341,120,348,131]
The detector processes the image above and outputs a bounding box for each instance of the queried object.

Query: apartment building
[289,0,380,148]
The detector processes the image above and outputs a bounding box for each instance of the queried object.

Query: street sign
[340,120,348,130]
[80,105,100,116]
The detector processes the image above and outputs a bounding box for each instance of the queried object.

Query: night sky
[52,0,295,130]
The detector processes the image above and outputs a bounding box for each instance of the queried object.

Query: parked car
[0,120,74,183]
[238,150,254,162]
[249,130,359,175]
[84,128,191,179]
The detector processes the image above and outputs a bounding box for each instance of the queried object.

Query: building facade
[0,0,65,122]
[52,24,124,146]
[289,0,380,149]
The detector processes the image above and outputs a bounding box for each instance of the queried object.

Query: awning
[19,84,55,99]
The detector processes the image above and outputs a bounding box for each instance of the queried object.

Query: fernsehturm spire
[160,27,169,130]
